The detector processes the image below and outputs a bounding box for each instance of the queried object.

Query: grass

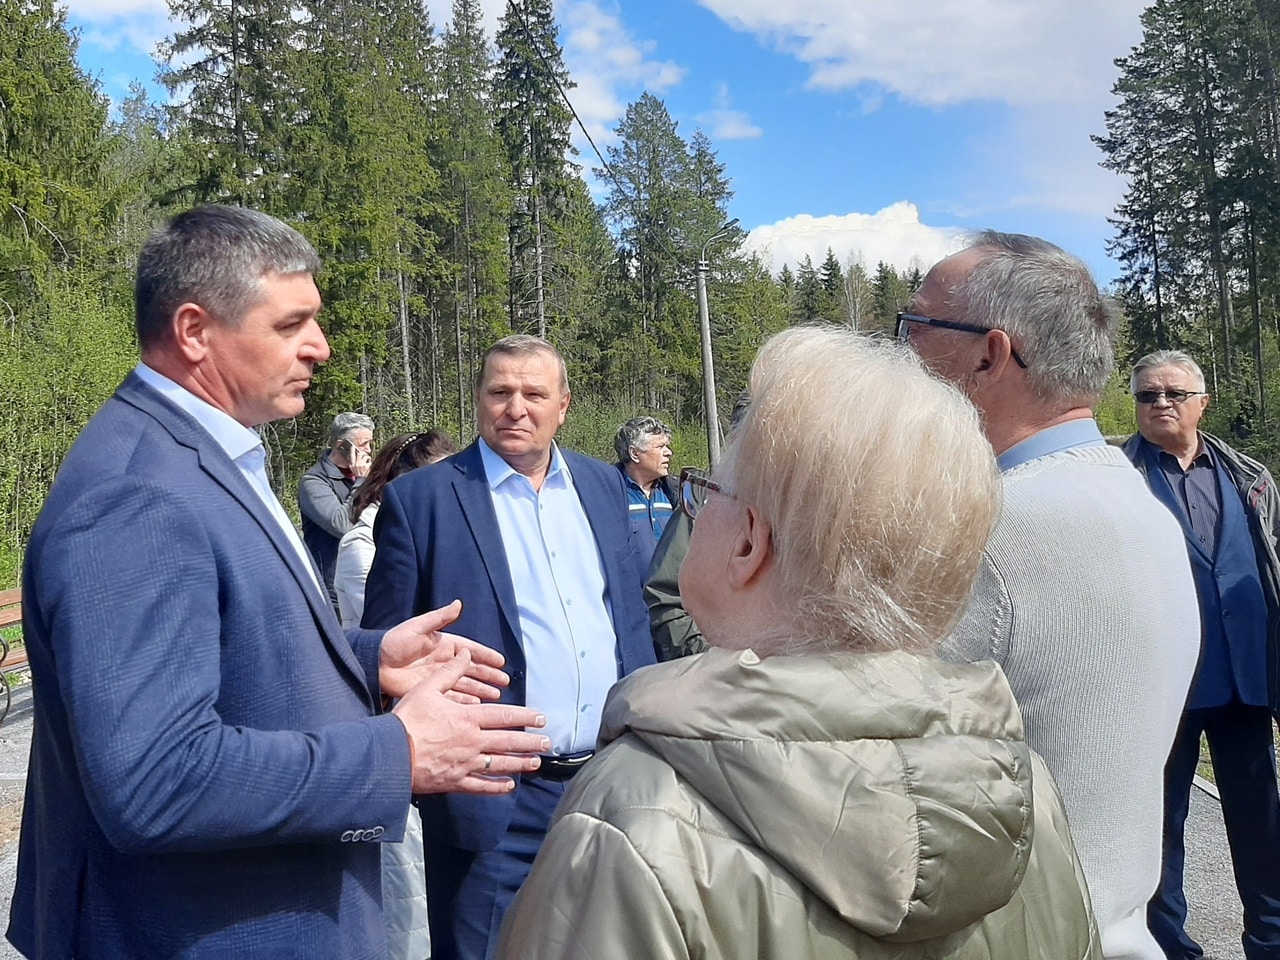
[0,623,27,688]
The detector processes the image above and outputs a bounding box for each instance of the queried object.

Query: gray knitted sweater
[941,443,1199,960]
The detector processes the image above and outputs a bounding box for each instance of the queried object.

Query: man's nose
[302,320,331,364]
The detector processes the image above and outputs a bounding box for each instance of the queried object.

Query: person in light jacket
[336,429,457,630]
[496,326,1101,960]
[335,427,456,960]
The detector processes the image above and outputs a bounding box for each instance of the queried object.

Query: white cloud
[65,0,172,59]
[65,0,167,18]
[696,83,761,141]
[693,0,1146,108]
[558,0,686,149]
[683,0,1146,232]
[744,202,967,276]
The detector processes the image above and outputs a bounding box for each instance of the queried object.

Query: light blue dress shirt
[133,363,324,595]
[478,438,620,754]
[996,417,1108,473]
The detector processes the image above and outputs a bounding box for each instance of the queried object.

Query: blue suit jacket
[9,374,411,960]
[1123,433,1271,709]
[362,441,655,851]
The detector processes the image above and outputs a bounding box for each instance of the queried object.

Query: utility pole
[695,217,739,467]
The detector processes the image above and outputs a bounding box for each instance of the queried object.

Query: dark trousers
[424,777,566,960]
[1148,701,1280,960]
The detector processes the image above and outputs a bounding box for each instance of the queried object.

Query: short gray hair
[474,335,569,395]
[1130,349,1206,393]
[949,230,1116,405]
[720,326,1000,655]
[135,205,321,349]
[329,412,374,447]
[614,416,671,462]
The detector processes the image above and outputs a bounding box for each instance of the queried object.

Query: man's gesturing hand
[392,647,549,795]
[379,600,509,702]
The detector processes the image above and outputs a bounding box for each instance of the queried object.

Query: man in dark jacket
[1122,348,1280,960]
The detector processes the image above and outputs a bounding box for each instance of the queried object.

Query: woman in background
[335,429,456,629]
[497,327,1100,960]
[334,427,456,960]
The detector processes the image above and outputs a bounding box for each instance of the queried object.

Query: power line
[504,0,686,266]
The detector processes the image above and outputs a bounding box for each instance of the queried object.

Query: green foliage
[4,2,1008,580]
[0,269,136,580]
[1100,0,1280,455]
[1,0,112,311]
[556,394,709,469]
[1095,374,1139,439]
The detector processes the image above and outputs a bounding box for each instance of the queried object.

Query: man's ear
[978,328,1019,380]
[727,504,772,590]
[171,302,214,364]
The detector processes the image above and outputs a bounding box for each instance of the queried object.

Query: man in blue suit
[1123,349,1280,960]
[8,205,550,960]
[363,335,655,959]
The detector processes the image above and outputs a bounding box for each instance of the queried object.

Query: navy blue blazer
[362,441,655,851]
[1123,433,1272,708]
[9,374,411,960]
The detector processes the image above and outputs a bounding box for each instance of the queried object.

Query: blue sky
[62,0,1149,284]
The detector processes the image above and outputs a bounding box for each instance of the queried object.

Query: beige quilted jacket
[497,646,1101,960]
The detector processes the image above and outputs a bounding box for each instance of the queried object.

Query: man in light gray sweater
[899,231,1200,960]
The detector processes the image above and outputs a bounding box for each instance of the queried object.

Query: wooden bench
[0,589,26,721]
[0,587,20,631]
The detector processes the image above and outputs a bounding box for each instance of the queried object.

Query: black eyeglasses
[1133,389,1206,405]
[679,467,734,520]
[895,312,1028,369]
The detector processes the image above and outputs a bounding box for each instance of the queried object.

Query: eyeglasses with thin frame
[1133,389,1207,405]
[895,312,1029,369]
[679,467,733,520]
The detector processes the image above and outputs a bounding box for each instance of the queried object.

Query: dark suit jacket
[9,373,411,960]
[1123,432,1277,710]
[362,441,654,851]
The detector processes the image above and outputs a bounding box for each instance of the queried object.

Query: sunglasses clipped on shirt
[1132,389,1207,405]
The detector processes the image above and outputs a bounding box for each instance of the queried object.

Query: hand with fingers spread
[392,648,549,795]
[379,600,510,702]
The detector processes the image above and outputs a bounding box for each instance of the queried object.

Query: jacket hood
[599,647,1036,942]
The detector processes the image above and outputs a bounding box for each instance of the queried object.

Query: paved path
[0,680,1258,959]
[0,682,34,960]
[1184,777,1245,959]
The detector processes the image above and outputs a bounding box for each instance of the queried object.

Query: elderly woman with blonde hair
[496,326,1100,960]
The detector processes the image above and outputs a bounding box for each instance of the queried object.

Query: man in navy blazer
[8,205,549,960]
[1123,349,1280,960]
[363,335,655,959]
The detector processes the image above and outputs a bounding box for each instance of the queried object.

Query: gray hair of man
[474,334,569,395]
[613,416,672,463]
[135,204,321,351]
[328,411,375,448]
[716,325,1000,655]
[1129,349,1207,393]
[947,230,1117,406]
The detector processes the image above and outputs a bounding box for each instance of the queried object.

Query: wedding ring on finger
[483,754,493,773]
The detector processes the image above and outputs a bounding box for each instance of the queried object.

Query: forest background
[2,0,1277,586]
